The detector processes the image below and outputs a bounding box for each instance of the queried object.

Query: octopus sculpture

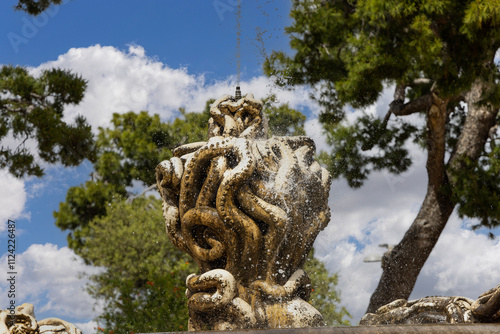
[0,303,81,334]
[156,92,332,330]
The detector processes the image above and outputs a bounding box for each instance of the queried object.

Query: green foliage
[15,0,62,15]
[267,0,500,102]
[451,145,500,233]
[319,114,418,188]
[55,181,121,251]
[266,0,500,231]
[85,196,196,333]
[0,66,95,177]
[462,0,500,38]
[95,111,174,186]
[304,249,351,326]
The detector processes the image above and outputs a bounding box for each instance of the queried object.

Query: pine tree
[0,66,95,178]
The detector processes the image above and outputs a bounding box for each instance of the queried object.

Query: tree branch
[447,80,499,182]
[383,84,432,126]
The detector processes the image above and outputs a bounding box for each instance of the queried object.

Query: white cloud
[0,244,102,320]
[305,118,329,153]
[421,216,500,298]
[0,169,27,234]
[74,320,98,334]
[31,44,318,132]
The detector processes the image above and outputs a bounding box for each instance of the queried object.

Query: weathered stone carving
[360,284,500,325]
[0,303,81,334]
[156,93,331,330]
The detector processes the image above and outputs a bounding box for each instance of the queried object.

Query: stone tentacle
[360,284,500,325]
[0,304,81,334]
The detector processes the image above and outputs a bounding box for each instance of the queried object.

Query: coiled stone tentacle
[216,137,261,284]
[179,136,231,218]
[196,156,226,207]
[182,207,235,272]
[237,184,287,282]
[209,94,266,140]
[156,157,189,254]
[472,284,500,322]
[0,303,82,334]
[186,269,257,331]
[186,269,237,312]
[252,269,311,302]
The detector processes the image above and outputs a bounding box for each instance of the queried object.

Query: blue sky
[1,1,500,332]
[1,0,291,80]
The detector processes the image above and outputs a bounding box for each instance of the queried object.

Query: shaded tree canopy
[265,0,500,312]
[0,66,95,177]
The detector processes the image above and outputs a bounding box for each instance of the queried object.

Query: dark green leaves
[0,66,94,178]
[320,114,418,188]
[451,147,500,231]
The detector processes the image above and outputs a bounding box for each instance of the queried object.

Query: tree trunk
[366,80,498,313]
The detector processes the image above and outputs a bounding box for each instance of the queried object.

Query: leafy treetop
[0,66,95,178]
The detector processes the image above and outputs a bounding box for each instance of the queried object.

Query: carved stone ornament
[156,93,332,330]
[0,303,81,334]
[360,283,500,325]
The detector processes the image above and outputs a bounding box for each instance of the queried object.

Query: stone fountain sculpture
[360,283,500,325]
[0,303,81,334]
[156,92,332,330]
